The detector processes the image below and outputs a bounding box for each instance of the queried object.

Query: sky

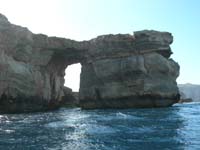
[0,0,199,91]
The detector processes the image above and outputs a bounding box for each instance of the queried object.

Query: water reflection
[0,103,200,150]
[49,107,187,150]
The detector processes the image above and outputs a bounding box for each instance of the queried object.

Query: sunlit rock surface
[0,13,180,113]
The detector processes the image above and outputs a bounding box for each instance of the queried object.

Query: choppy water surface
[1,103,200,150]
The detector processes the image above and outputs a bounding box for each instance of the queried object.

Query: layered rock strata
[0,13,180,113]
[79,31,180,108]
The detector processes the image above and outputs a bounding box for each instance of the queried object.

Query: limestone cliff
[0,13,87,113]
[79,31,180,108]
[0,13,180,113]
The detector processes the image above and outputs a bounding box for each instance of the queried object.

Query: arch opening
[64,63,81,92]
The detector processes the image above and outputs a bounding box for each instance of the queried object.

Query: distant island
[0,13,180,113]
[179,83,200,102]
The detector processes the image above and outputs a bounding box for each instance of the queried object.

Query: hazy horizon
[0,0,199,91]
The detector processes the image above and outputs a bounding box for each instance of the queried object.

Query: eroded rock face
[79,31,180,108]
[0,13,180,113]
[0,13,87,113]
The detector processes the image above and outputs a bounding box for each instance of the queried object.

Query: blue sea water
[0,103,200,150]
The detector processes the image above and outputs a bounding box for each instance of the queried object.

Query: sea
[0,102,200,150]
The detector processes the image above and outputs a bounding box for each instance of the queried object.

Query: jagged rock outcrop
[61,87,79,107]
[0,13,180,113]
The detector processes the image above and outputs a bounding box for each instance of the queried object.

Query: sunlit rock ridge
[0,13,180,113]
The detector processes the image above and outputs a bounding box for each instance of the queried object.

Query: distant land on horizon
[178,83,200,102]
[179,83,200,86]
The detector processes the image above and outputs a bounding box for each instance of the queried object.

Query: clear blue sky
[0,0,199,91]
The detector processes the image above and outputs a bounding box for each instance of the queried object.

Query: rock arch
[0,13,180,113]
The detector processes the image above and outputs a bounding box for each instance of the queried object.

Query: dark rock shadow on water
[0,104,199,150]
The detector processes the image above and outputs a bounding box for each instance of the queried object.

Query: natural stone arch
[0,13,180,113]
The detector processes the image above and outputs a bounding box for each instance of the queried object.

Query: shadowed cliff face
[0,13,180,113]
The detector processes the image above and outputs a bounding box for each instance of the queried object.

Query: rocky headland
[0,13,180,113]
